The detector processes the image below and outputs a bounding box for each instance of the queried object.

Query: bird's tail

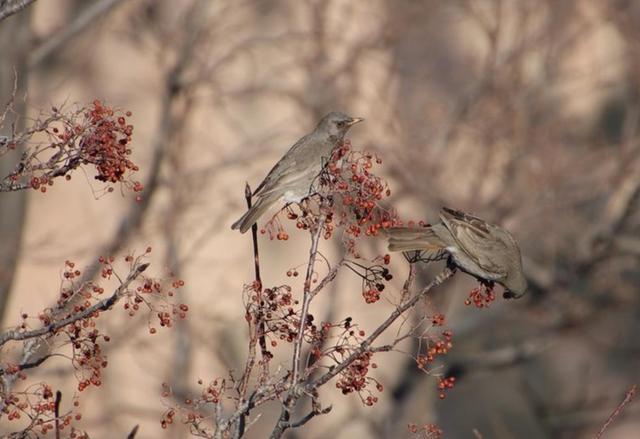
[386,226,448,260]
[231,195,277,233]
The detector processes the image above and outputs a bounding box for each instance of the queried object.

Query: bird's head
[317,112,364,139]
[501,266,528,299]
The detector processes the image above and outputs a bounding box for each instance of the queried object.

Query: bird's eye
[336,121,346,128]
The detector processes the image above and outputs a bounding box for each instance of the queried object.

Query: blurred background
[1,0,640,437]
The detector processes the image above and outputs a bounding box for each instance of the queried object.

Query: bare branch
[594,385,637,439]
[0,262,148,347]
[127,425,140,439]
[29,0,124,68]
[291,208,327,386]
[287,404,332,429]
[0,0,36,22]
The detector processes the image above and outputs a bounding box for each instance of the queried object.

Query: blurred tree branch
[594,384,637,439]
[29,0,125,68]
[0,0,36,22]
[0,5,30,325]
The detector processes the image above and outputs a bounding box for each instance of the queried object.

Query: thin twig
[246,183,270,364]
[400,262,416,302]
[594,384,637,439]
[287,404,332,429]
[127,424,139,439]
[291,208,327,386]
[0,353,53,376]
[309,260,343,298]
[54,391,61,439]
[235,183,272,439]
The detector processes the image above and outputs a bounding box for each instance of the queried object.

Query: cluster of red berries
[306,320,333,364]
[160,408,176,430]
[129,283,188,333]
[29,174,56,193]
[431,313,446,326]
[464,282,496,308]
[356,255,394,304]
[26,261,112,396]
[320,140,400,254]
[298,316,371,373]
[80,100,138,184]
[69,326,110,392]
[98,255,115,279]
[3,251,187,437]
[1,384,85,437]
[260,222,290,241]
[361,287,380,304]
[416,330,453,368]
[161,379,223,432]
[200,380,223,404]
[11,101,142,197]
[335,351,383,406]
[245,284,303,348]
[261,202,322,240]
[408,422,443,438]
[436,376,456,399]
[113,249,189,332]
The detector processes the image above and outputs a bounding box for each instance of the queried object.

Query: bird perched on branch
[231,112,364,233]
[386,207,527,298]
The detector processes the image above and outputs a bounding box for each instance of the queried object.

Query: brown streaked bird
[386,207,527,298]
[231,112,364,233]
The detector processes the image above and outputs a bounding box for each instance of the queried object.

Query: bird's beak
[347,117,365,126]
[503,290,526,300]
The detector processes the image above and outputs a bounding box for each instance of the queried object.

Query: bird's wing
[439,207,508,276]
[252,134,315,197]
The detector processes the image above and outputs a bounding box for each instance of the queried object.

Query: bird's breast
[282,188,309,204]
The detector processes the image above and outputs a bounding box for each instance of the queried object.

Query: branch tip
[137,263,150,273]
[127,425,140,439]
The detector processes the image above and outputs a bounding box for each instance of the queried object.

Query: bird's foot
[403,250,424,264]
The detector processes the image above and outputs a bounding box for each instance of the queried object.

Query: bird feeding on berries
[386,207,527,298]
[232,112,364,233]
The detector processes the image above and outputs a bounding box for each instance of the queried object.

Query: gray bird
[231,112,364,233]
[386,207,527,298]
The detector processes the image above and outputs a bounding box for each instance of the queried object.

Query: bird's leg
[402,250,423,264]
[479,279,495,291]
[445,256,458,273]
[298,197,315,218]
